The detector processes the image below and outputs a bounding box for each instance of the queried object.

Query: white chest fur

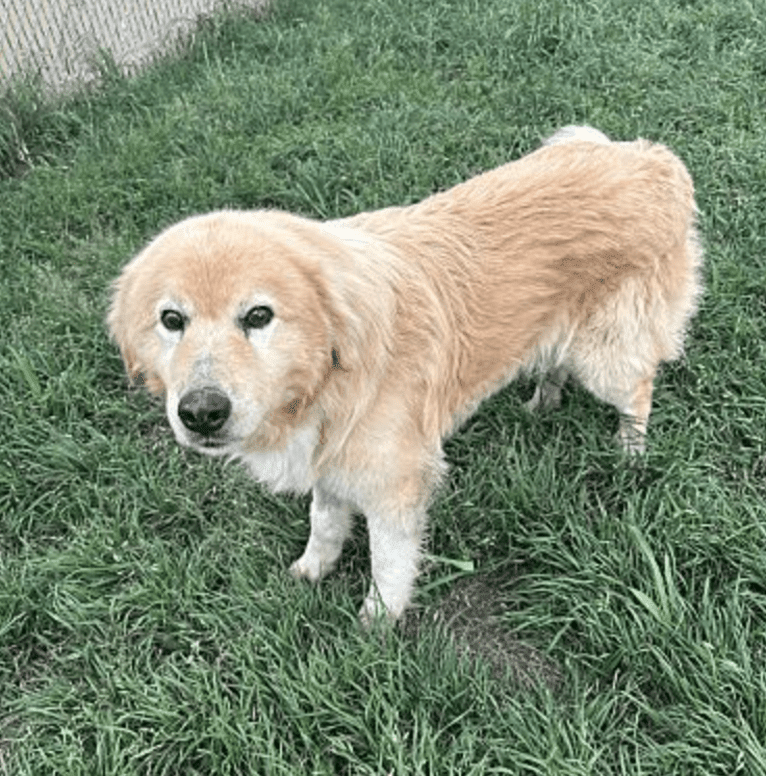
[240,421,320,494]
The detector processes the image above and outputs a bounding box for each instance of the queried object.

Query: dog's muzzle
[177,387,232,437]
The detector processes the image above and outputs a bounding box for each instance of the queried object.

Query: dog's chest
[241,422,319,494]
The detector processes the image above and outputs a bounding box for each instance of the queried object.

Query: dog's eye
[161,309,185,332]
[243,305,274,330]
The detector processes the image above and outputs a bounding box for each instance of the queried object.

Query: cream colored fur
[108,126,703,623]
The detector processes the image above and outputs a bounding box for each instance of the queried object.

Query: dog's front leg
[290,483,353,582]
[360,509,424,625]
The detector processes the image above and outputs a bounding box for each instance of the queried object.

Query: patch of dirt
[406,575,561,690]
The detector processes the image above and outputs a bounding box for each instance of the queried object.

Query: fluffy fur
[108,126,702,623]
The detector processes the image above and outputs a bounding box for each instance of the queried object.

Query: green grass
[2,0,766,772]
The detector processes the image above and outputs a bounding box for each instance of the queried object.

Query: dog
[108,126,702,624]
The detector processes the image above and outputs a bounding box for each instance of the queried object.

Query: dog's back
[340,134,702,446]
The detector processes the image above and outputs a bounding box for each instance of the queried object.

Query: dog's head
[108,210,348,456]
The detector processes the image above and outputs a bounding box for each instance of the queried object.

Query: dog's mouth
[199,439,227,449]
[179,433,234,455]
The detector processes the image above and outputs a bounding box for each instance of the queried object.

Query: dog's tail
[543,125,611,146]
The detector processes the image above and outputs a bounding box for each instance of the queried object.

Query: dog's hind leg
[525,365,569,412]
[615,371,655,454]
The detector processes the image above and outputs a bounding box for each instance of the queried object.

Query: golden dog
[108,126,702,623]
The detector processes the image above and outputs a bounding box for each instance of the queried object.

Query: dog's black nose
[178,388,231,435]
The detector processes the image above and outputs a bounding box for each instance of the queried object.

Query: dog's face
[108,212,337,456]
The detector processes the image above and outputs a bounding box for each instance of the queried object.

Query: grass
[1,0,766,772]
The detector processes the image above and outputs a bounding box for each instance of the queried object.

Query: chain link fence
[1,0,266,94]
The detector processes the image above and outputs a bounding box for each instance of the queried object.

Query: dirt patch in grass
[407,575,561,690]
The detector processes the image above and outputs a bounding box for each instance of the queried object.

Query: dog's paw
[524,382,563,413]
[616,431,647,456]
[358,585,407,629]
[524,391,544,412]
[289,538,345,582]
[289,553,327,583]
[616,419,647,455]
[359,596,396,629]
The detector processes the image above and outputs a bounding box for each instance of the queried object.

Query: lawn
[1,0,765,772]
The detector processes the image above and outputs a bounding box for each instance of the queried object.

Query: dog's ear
[305,239,401,464]
[106,258,165,395]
